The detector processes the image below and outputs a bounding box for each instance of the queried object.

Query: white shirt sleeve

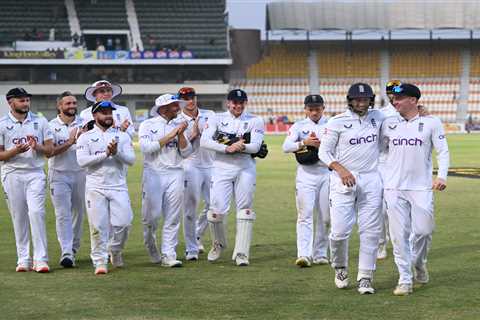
[243,117,264,154]
[76,134,108,167]
[42,118,54,142]
[318,122,340,167]
[282,124,301,153]
[431,118,450,180]
[200,114,227,153]
[138,121,161,154]
[179,132,194,158]
[114,135,136,166]
[123,108,135,138]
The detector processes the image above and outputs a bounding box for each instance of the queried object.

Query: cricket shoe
[197,239,205,254]
[295,256,312,268]
[414,264,429,285]
[110,251,124,268]
[393,283,413,296]
[60,254,75,268]
[313,256,329,265]
[33,261,50,273]
[185,251,199,261]
[207,242,224,262]
[161,255,182,268]
[235,253,249,266]
[94,264,108,275]
[334,267,349,289]
[15,263,32,272]
[357,278,375,294]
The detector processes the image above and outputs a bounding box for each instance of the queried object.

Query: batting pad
[207,210,227,249]
[232,209,256,260]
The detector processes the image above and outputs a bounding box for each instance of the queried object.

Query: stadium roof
[266,1,480,32]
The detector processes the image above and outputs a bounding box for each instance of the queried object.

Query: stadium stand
[134,0,228,58]
[74,0,129,30]
[390,46,461,78]
[317,45,380,78]
[246,44,308,78]
[468,79,480,117]
[0,0,71,44]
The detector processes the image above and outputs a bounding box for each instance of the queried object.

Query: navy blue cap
[304,94,324,106]
[91,101,117,113]
[392,83,421,99]
[227,89,248,102]
[6,87,32,100]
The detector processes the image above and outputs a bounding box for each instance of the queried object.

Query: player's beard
[61,108,77,117]
[14,106,29,114]
[97,118,113,129]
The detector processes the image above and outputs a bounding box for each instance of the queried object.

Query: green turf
[0,134,479,320]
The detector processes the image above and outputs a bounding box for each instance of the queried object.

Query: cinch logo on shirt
[392,137,423,146]
[57,139,68,145]
[166,140,178,148]
[349,134,377,145]
[12,136,38,144]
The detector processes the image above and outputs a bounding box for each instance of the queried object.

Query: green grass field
[0,134,479,320]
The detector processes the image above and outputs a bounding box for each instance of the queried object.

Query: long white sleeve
[432,119,450,180]
[124,109,135,138]
[200,115,227,153]
[114,137,136,166]
[76,135,108,167]
[138,121,161,154]
[318,124,339,167]
[243,117,264,154]
[282,124,301,153]
[179,132,194,158]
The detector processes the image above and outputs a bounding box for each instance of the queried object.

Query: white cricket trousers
[85,187,133,266]
[384,190,434,285]
[142,168,184,259]
[210,165,256,215]
[378,164,390,248]
[183,164,211,254]
[49,169,86,256]
[329,170,383,278]
[296,166,330,259]
[2,169,48,265]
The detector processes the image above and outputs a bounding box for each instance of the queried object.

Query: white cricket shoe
[313,256,329,265]
[33,261,50,273]
[95,264,108,275]
[334,267,349,289]
[414,264,429,285]
[16,263,32,272]
[357,278,375,294]
[235,253,249,266]
[197,239,205,254]
[186,251,199,261]
[393,283,413,296]
[295,256,312,268]
[207,242,224,262]
[377,244,388,260]
[110,251,124,268]
[161,256,182,268]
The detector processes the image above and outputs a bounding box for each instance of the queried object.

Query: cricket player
[177,87,216,260]
[319,83,385,294]
[0,87,53,273]
[377,80,402,260]
[380,83,449,295]
[200,89,266,266]
[76,101,135,275]
[47,91,86,268]
[282,94,330,267]
[139,94,192,267]
[80,80,135,138]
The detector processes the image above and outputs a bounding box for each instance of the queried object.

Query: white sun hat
[84,80,122,102]
[150,94,186,117]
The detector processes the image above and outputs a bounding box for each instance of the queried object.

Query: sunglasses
[392,86,404,93]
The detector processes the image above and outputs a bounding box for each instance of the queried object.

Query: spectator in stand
[114,38,122,51]
[106,38,113,51]
[72,33,80,47]
[96,41,105,52]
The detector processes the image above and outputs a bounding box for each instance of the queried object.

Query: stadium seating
[0,0,71,44]
[74,0,129,30]
[390,47,461,78]
[467,79,480,117]
[317,46,380,78]
[230,78,309,122]
[246,44,308,78]
[134,0,228,58]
